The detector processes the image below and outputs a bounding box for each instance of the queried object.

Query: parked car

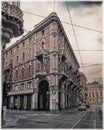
[78,103,86,111]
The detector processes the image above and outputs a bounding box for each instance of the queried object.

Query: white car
[78,103,86,111]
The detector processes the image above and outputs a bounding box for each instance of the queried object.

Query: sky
[6,0,103,83]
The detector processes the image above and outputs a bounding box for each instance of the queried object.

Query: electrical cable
[23,10,102,33]
[66,1,86,73]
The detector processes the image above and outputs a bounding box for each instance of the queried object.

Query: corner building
[4,12,81,111]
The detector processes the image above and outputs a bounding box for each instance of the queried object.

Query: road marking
[93,110,96,128]
[71,118,82,129]
[71,110,88,129]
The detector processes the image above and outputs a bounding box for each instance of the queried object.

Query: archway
[38,80,49,111]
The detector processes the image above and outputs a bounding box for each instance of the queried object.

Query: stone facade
[4,12,81,111]
[80,72,87,103]
[87,81,102,105]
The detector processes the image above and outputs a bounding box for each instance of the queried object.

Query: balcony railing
[35,70,47,78]
[2,2,23,22]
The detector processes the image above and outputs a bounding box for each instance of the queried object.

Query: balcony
[2,2,24,45]
[36,49,49,61]
[60,69,68,81]
[35,70,47,78]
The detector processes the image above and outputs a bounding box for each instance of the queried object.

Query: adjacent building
[3,12,81,111]
[80,72,87,103]
[87,81,103,105]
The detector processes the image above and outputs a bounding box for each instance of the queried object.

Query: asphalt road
[3,107,103,129]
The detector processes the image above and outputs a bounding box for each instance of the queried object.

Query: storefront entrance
[38,80,49,111]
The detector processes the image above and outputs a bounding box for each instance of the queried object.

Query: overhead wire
[23,10,102,33]
[65,1,86,74]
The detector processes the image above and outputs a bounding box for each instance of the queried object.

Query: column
[10,96,14,109]
[31,93,35,110]
[34,92,38,110]
[23,95,27,110]
[49,86,58,111]
[17,95,20,110]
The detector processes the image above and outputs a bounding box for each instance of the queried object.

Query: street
[3,107,102,129]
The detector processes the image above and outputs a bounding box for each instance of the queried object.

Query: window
[92,92,94,97]
[29,48,31,58]
[22,52,25,61]
[15,85,18,91]
[29,37,32,43]
[101,92,102,97]
[17,56,18,63]
[23,42,25,47]
[12,2,18,6]
[11,50,12,55]
[41,30,44,35]
[27,82,32,89]
[20,83,24,90]
[42,42,45,49]
[16,70,18,79]
[96,92,98,97]
[17,46,19,51]
[22,68,24,77]
[29,65,31,75]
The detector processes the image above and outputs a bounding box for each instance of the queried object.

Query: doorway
[38,80,49,111]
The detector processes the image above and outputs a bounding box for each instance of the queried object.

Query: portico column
[17,95,20,110]
[10,96,14,109]
[23,95,27,110]
[31,93,35,110]
[50,86,58,111]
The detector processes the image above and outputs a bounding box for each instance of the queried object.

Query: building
[3,12,81,111]
[87,81,103,105]
[80,72,87,103]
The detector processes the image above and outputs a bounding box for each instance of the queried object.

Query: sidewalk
[2,117,19,128]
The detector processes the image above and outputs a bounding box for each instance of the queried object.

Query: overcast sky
[6,0,103,83]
